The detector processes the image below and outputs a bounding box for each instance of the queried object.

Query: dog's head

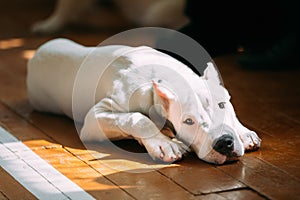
[152,62,244,164]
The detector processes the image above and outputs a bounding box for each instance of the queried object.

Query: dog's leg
[32,0,94,34]
[80,101,186,162]
[235,118,261,151]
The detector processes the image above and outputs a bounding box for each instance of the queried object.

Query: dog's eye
[183,118,194,125]
[218,102,226,109]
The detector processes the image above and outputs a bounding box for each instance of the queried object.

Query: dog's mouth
[225,154,240,163]
[204,150,240,165]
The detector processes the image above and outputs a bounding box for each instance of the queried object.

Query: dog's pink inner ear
[152,80,174,111]
[153,81,167,98]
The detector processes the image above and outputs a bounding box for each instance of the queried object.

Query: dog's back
[27,39,127,119]
[28,39,82,115]
[27,39,166,120]
[27,39,197,122]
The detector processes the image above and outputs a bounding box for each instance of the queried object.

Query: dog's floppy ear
[203,62,222,84]
[152,80,175,111]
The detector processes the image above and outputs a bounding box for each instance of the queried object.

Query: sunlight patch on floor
[95,159,180,174]
[0,38,24,50]
[22,50,36,60]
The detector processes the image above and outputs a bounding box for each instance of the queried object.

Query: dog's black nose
[213,134,234,156]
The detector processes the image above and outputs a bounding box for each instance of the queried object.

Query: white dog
[27,39,261,164]
[32,0,188,34]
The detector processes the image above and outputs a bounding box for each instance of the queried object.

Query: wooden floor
[0,1,300,199]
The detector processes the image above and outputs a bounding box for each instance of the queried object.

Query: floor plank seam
[1,100,141,199]
[216,166,270,200]
[63,147,138,200]
[0,126,95,200]
[0,100,60,145]
[194,187,267,198]
[255,156,300,182]
[36,145,62,150]
[0,191,9,200]
[156,170,195,196]
[247,188,270,200]
[277,111,300,124]
[192,187,238,196]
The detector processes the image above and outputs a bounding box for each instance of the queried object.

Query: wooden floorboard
[201,189,265,200]
[159,158,246,195]
[0,103,134,200]
[1,0,300,199]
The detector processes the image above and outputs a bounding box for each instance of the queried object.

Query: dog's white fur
[27,39,261,164]
[32,0,189,34]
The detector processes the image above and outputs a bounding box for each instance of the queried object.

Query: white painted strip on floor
[0,126,95,200]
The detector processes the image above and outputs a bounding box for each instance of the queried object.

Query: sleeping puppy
[27,39,261,164]
[32,0,189,34]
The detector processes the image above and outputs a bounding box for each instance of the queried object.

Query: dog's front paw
[142,136,188,163]
[240,131,261,151]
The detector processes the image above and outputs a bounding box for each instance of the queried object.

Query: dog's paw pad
[241,131,261,151]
